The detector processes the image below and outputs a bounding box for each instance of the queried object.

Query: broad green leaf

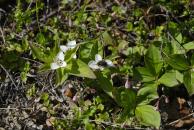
[102,31,113,45]
[134,67,155,82]
[126,22,133,31]
[183,70,194,96]
[96,72,113,97]
[113,87,136,113]
[79,42,96,62]
[169,33,185,54]
[137,83,158,105]
[29,43,49,62]
[65,46,79,62]
[118,40,128,52]
[56,68,68,86]
[158,70,180,87]
[21,37,29,51]
[79,41,103,63]
[163,41,174,55]
[167,22,178,34]
[164,54,190,70]
[38,63,51,72]
[68,59,96,79]
[51,40,60,58]
[175,33,182,44]
[145,44,163,76]
[176,70,183,83]
[36,33,46,46]
[183,41,194,51]
[135,105,161,128]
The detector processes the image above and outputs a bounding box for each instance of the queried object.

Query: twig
[0,64,17,88]
[189,124,194,130]
[143,13,169,18]
[0,27,5,44]
[114,0,121,5]
[30,6,64,26]
[167,112,194,126]
[0,107,33,110]
[21,56,42,65]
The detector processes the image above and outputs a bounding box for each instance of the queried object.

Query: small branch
[167,112,194,126]
[21,56,42,65]
[0,107,33,110]
[30,6,64,26]
[0,64,17,88]
[0,27,6,44]
[189,125,194,130]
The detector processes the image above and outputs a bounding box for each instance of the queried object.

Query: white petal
[72,95,78,102]
[67,40,76,49]
[60,61,67,68]
[125,79,131,89]
[56,51,65,61]
[72,54,77,59]
[60,45,68,53]
[95,54,102,62]
[51,62,60,70]
[88,60,99,70]
[99,66,104,71]
[105,60,114,67]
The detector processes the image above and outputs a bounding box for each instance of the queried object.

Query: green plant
[2,0,194,129]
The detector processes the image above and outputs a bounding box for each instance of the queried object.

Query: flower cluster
[50,41,114,71]
[50,40,77,70]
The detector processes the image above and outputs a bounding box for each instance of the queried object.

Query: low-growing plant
[1,0,194,129]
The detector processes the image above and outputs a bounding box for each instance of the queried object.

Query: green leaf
[79,42,97,62]
[21,37,29,51]
[113,87,136,113]
[168,33,185,54]
[125,22,133,31]
[137,83,158,105]
[56,68,68,86]
[158,70,181,87]
[96,72,113,97]
[68,59,96,79]
[79,41,103,63]
[38,63,51,72]
[134,67,155,82]
[36,33,46,46]
[102,31,113,45]
[183,41,194,51]
[135,105,161,128]
[175,71,183,83]
[29,43,49,62]
[145,44,163,76]
[183,70,194,96]
[118,40,128,52]
[191,54,194,66]
[65,46,79,62]
[175,33,182,44]
[163,41,174,55]
[164,54,190,70]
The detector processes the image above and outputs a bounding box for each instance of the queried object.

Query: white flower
[88,54,114,70]
[60,40,77,59]
[50,51,67,70]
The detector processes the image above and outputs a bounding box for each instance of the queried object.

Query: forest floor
[1,0,194,130]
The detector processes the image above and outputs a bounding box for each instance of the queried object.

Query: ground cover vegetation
[1,0,194,129]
